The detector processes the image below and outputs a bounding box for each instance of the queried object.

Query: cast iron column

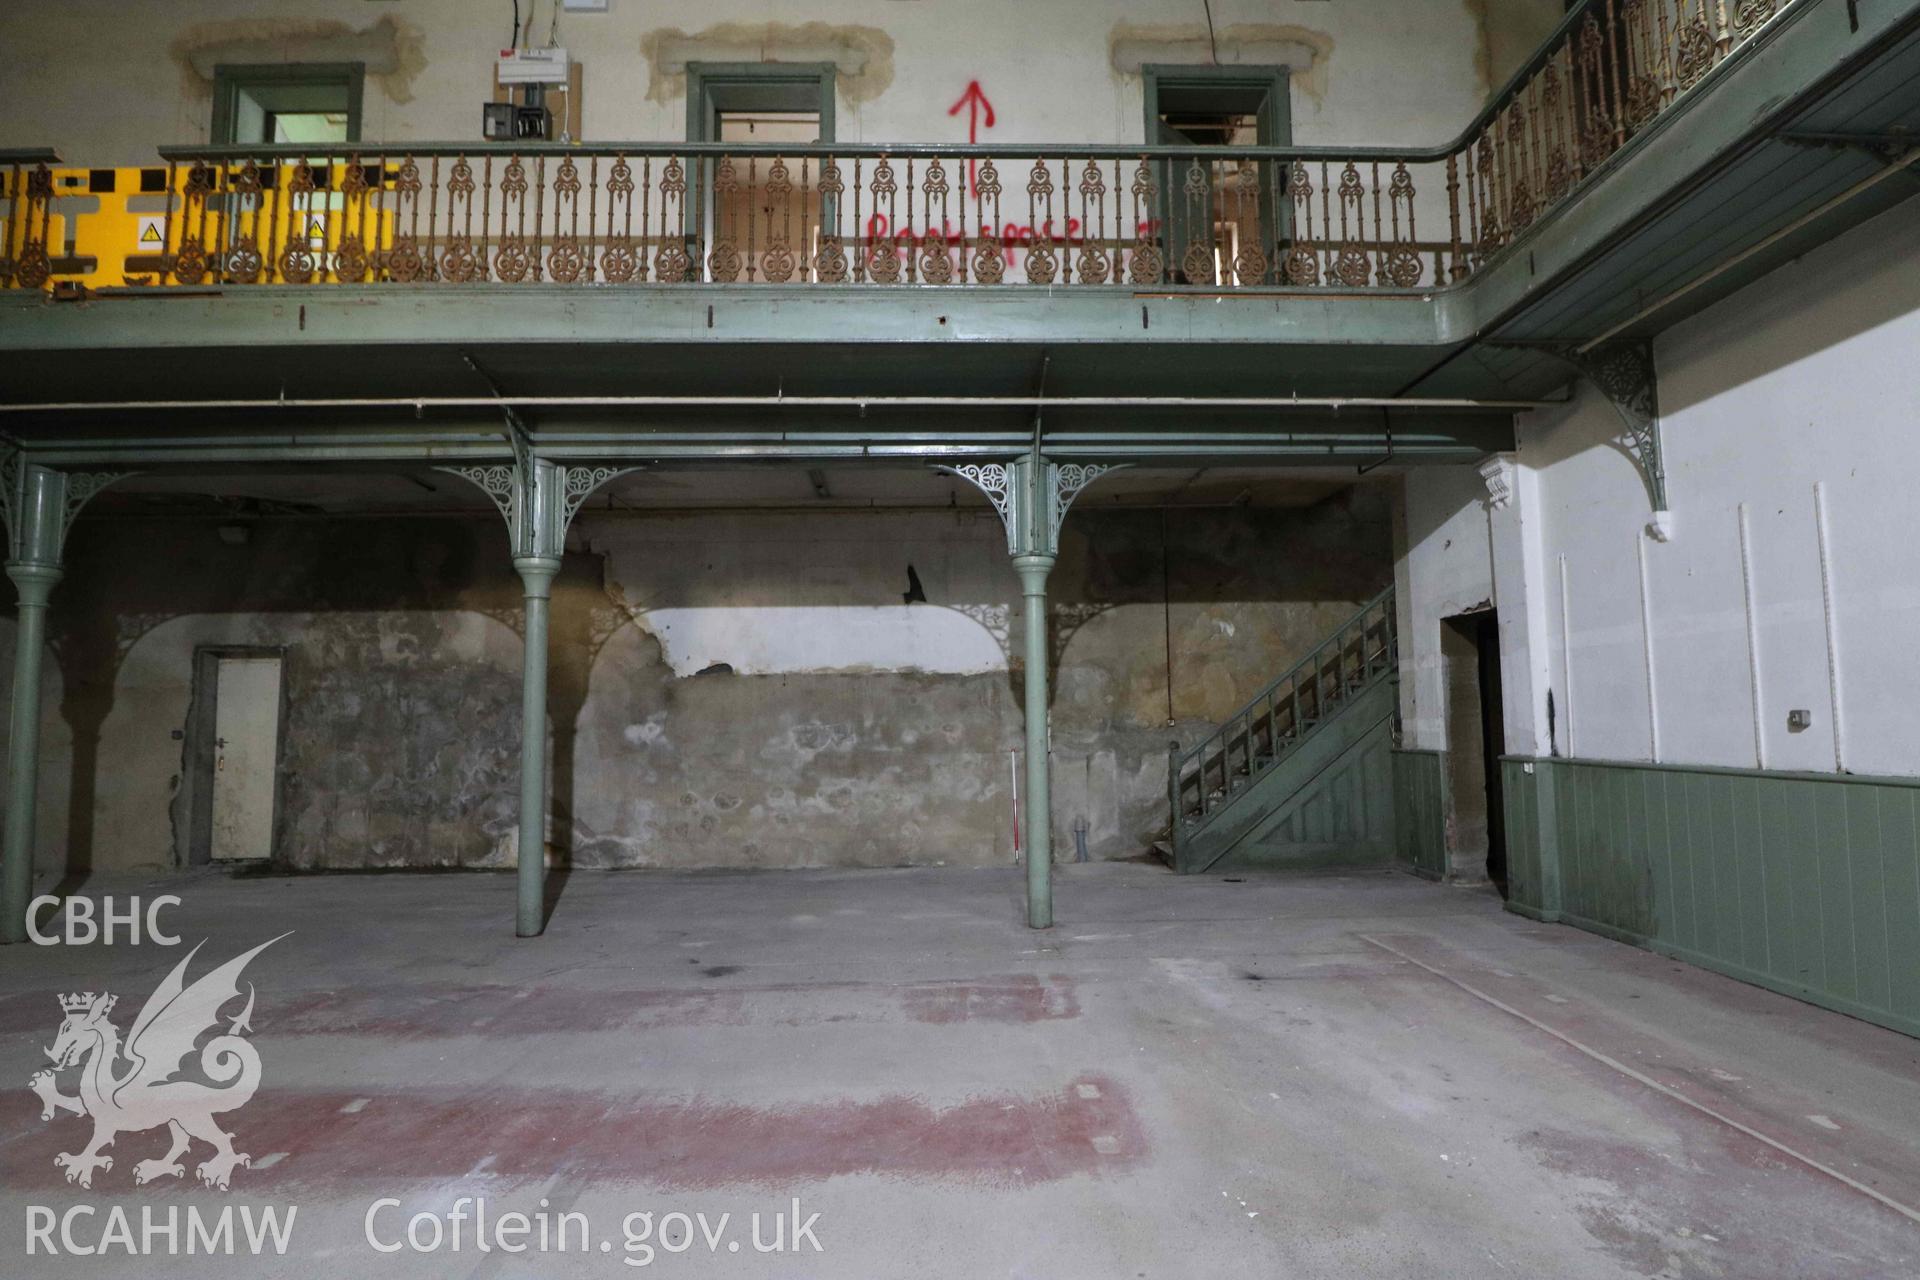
[513,546,560,939]
[1,463,125,943]
[939,450,1119,930]
[441,457,635,937]
[1014,545,1055,927]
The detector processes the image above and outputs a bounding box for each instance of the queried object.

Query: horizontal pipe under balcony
[0,395,1552,415]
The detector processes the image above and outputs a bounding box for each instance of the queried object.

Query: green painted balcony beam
[0,285,1461,352]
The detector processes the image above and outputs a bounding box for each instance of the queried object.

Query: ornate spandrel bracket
[437,459,640,562]
[1550,339,1672,540]
[0,451,135,565]
[935,457,1125,558]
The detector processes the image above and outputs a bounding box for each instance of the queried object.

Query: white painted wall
[1394,466,1496,751]
[582,508,1012,676]
[2,0,1556,165]
[1398,198,1920,778]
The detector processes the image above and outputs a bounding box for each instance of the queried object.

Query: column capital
[1012,552,1057,581]
[4,561,63,600]
[0,456,131,569]
[439,459,641,562]
[511,556,563,598]
[936,455,1124,559]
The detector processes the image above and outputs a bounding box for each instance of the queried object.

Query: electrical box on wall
[482,101,552,141]
[489,46,582,143]
[488,48,582,142]
[497,48,570,84]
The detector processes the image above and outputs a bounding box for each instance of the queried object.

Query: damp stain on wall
[1108,23,1335,106]
[640,22,896,105]
[168,15,428,103]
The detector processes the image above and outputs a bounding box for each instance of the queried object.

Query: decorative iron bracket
[1549,339,1672,540]
[438,458,640,562]
[935,456,1125,558]
[0,450,133,565]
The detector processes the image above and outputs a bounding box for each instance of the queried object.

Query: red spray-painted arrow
[947,80,997,141]
[948,81,997,199]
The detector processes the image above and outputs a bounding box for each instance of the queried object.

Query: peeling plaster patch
[1109,24,1334,105]
[637,606,1006,677]
[642,22,895,105]
[622,715,668,747]
[169,15,426,103]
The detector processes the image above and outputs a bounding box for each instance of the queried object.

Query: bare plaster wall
[31,494,1389,874]
[6,0,1561,165]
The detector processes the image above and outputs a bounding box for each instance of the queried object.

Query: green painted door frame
[684,62,837,143]
[210,62,366,145]
[1140,64,1292,283]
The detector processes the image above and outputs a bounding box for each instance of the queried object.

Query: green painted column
[512,555,560,938]
[440,457,634,937]
[1014,552,1056,929]
[1,562,57,944]
[2,465,80,944]
[938,451,1120,931]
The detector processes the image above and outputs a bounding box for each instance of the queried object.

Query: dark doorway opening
[1140,66,1291,284]
[211,63,364,145]
[1441,609,1507,894]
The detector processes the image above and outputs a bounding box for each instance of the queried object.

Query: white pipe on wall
[1813,480,1847,773]
[1737,503,1766,770]
[1636,532,1660,763]
[1558,552,1575,758]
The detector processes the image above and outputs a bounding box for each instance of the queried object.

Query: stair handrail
[1172,585,1397,830]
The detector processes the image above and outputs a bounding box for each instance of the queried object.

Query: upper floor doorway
[1142,66,1291,285]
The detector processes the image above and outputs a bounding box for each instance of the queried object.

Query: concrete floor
[3,863,1917,1277]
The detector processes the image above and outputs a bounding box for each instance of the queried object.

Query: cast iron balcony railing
[1,0,1789,293]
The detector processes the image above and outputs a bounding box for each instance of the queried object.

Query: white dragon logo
[27,936,286,1191]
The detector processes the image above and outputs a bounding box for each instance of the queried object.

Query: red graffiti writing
[860,214,1161,271]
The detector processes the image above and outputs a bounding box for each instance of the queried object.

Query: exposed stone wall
[36,492,1389,874]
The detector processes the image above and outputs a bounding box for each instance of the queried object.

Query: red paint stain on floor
[0,1074,1141,1193]
[12,973,1084,1040]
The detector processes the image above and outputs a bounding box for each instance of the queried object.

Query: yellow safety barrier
[4,162,398,289]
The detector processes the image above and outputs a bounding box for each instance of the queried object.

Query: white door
[210,655,282,861]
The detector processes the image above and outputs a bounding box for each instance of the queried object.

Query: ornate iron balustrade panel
[1,0,1792,294]
[120,145,1456,293]
[0,150,59,291]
